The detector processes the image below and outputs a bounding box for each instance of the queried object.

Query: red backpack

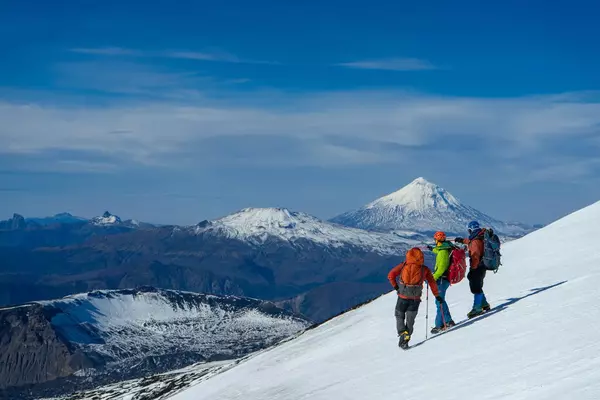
[448,247,467,285]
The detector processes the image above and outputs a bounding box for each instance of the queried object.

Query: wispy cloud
[164,50,239,62]
[54,60,208,95]
[70,47,142,56]
[43,160,118,173]
[337,58,438,71]
[70,47,276,64]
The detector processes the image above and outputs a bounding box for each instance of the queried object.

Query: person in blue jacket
[455,220,492,318]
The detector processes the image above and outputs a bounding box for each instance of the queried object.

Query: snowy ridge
[26,212,87,226]
[169,199,600,400]
[193,207,412,255]
[37,287,310,372]
[331,177,532,236]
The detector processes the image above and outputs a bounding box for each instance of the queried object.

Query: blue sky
[1,0,600,225]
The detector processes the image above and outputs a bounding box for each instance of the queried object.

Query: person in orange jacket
[388,247,442,349]
[455,220,491,318]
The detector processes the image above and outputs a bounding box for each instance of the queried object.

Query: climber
[388,247,442,349]
[428,231,456,333]
[455,221,491,318]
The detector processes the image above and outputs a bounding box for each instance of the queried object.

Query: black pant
[467,267,487,295]
[395,297,420,336]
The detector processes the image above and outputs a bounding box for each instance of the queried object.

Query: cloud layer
[1,90,599,185]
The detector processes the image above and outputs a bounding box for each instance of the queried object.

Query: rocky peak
[91,211,122,225]
[0,213,27,230]
[10,213,26,230]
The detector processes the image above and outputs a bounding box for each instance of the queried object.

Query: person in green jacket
[429,231,456,333]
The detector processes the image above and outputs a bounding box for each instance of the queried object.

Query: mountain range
[0,178,535,324]
[0,177,542,398]
[0,208,408,324]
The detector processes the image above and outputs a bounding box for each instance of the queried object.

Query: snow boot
[482,294,491,311]
[431,326,444,335]
[467,308,484,319]
[445,320,456,328]
[398,331,410,349]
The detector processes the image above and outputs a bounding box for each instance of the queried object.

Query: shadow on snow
[411,280,567,349]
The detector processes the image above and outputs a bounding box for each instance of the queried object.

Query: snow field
[169,200,600,400]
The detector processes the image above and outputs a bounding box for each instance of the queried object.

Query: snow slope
[193,207,413,255]
[331,177,532,236]
[170,200,600,400]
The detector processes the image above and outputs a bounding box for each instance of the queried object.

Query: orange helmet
[433,231,446,242]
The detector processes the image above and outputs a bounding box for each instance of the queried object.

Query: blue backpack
[482,229,501,272]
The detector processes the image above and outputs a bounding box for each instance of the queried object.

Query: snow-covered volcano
[40,287,309,364]
[0,287,309,394]
[331,177,531,236]
[169,199,600,400]
[193,207,411,255]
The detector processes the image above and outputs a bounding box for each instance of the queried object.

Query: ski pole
[425,282,429,340]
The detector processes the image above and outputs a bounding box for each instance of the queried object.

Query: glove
[435,296,444,303]
[393,285,399,293]
[454,237,464,244]
[426,245,434,251]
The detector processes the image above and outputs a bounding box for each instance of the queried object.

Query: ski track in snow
[166,200,600,400]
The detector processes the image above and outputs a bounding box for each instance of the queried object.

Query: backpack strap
[396,262,406,285]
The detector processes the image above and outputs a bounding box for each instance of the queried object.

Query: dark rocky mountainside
[0,209,408,323]
[0,304,93,389]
